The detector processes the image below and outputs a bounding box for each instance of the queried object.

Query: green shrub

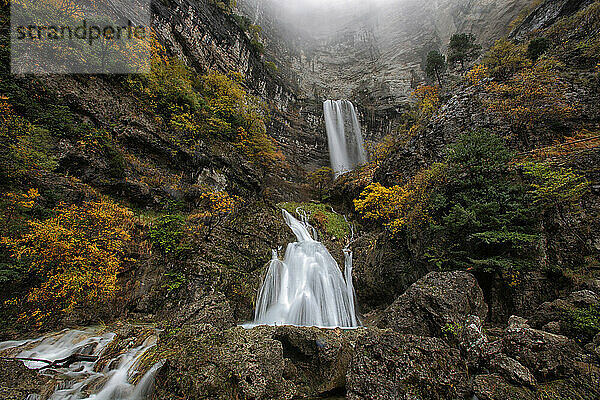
[264,61,278,73]
[563,304,600,343]
[150,214,186,256]
[527,37,551,61]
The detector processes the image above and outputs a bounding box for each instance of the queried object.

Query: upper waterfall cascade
[246,209,359,328]
[323,100,368,177]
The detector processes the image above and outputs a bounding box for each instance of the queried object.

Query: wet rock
[159,287,236,330]
[375,271,488,337]
[472,374,535,400]
[529,290,599,341]
[507,315,530,329]
[584,333,600,358]
[153,324,360,400]
[489,354,537,388]
[502,325,582,381]
[541,321,562,334]
[351,231,429,312]
[0,359,54,400]
[566,290,600,307]
[346,330,470,400]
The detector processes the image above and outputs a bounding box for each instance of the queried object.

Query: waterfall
[323,100,367,177]
[245,209,359,328]
[0,327,163,400]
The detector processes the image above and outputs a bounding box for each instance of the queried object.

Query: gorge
[1,0,599,399]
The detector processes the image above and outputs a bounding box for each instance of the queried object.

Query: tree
[428,130,539,272]
[354,163,446,237]
[485,58,576,145]
[448,33,481,71]
[188,191,241,240]
[308,167,333,200]
[425,50,447,86]
[1,199,135,326]
[0,100,57,182]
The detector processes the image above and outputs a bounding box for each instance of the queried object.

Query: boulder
[488,354,537,388]
[502,325,582,381]
[459,315,488,368]
[472,374,535,400]
[529,290,599,341]
[375,271,488,337]
[346,330,470,400]
[0,359,54,400]
[152,324,360,399]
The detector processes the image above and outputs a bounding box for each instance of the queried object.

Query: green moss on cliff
[278,202,350,239]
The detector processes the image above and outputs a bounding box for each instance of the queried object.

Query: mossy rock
[277,202,350,240]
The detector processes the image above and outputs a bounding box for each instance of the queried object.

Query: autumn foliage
[1,199,135,326]
[486,58,576,140]
[188,191,241,240]
[354,163,446,236]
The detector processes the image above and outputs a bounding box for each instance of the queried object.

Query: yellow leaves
[485,58,576,132]
[187,190,241,239]
[354,163,447,237]
[1,199,135,326]
[4,188,40,209]
[188,190,240,222]
[483,38,530,80]
[466,64,489,87]
[412,84,440,119]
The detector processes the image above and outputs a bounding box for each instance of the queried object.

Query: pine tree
[425,50,447,86]
[448,33,481,71]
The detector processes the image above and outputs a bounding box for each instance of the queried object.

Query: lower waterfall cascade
[0,327,163,400]
[245,209,359,328]
[323,99,368,177]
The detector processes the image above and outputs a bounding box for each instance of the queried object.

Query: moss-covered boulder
[151,324,361,399]
[346,330,470,400]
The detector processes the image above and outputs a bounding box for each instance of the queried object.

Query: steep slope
[237,0,530,105]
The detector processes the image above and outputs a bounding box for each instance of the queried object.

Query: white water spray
[323,100,367,177]
[0,327,163,400]
[246,209,359,328]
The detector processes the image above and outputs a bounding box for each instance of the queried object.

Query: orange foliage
[517,129,600,162]
[354,163,447,236]
[188,191,241,239]
[485,59,577,138]
[1,199,135,326]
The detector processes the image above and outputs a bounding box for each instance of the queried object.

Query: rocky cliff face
[237,0,530,105]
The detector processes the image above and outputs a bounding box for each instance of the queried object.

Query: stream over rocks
[0,326,162,400]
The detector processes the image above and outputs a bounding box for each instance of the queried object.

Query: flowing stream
[246,209,359,328]
[323,99,367,177]
[0,327,163,400]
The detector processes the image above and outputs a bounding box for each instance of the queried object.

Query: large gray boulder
[152,324,360,400]
[529,290,599,342]
[502,323,582,381]
[346,330,470,400]
[375,271,488,337]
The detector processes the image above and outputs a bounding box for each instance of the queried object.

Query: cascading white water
[323,99,367,177]
[0,327,163,400]
[245,209,359,328]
